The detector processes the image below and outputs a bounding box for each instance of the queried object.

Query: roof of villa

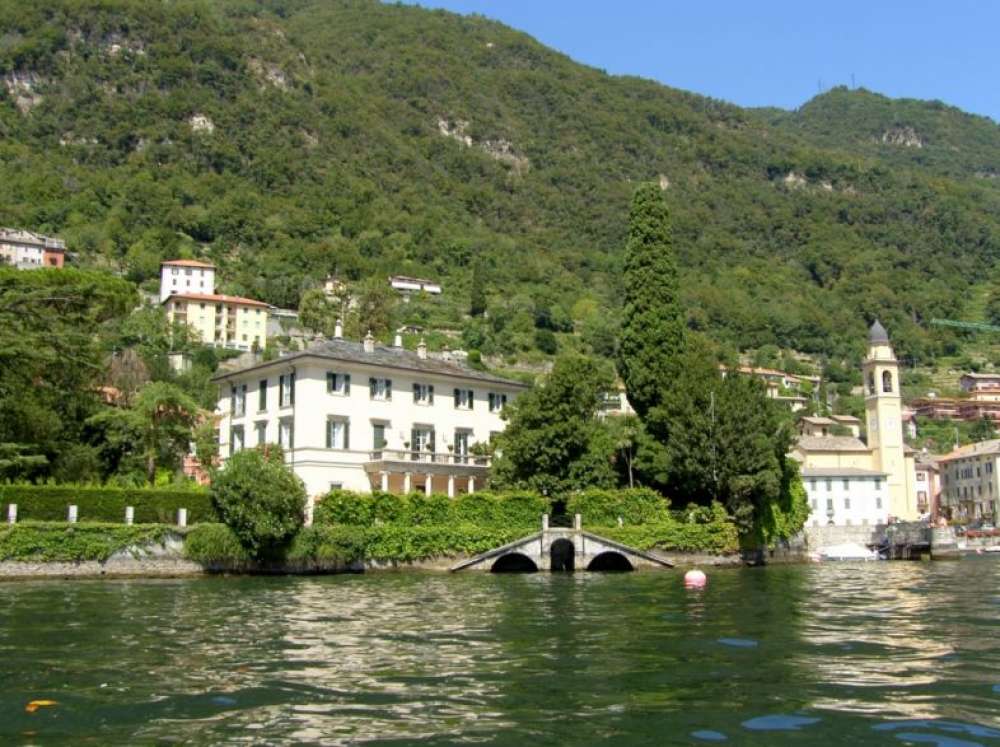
[800,416,836,425]
[830,414,861,423]
[795,435,871,453]
[161,258,216,268]
[212,336,529,388]
[937,439,1000,462]
[164,292,269,308]
[801,467,886,477]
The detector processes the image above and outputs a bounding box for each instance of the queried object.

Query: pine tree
[469,261,486,317]
[616,183,684,419]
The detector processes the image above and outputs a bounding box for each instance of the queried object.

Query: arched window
[867,372,876,395]
[882,370,893,393]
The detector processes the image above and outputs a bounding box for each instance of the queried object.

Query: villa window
[454,430,471,463]
[372,423,387,450]
[842,479,850,490]
[255,421,267,445]
[231,384,247,417]
[411,427,435,455]
[874,479,882,491]
[279,373,296,407]
[327,372,351,395]
[882,370,893,393]
[413,383,434,405]
[258,379,267,411]
[369,377,392,401]
[844,496,851,510]
[326,419,350,450]
[230,426,244,456]
[826,498,833,512]
[454,388,474,410]
[825,479,832,491]
[876,497,883,510]
[488,392,508,413]
[278,418,294,449]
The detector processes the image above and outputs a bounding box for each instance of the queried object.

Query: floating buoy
[25,700,57,714]
[684,569,707,589]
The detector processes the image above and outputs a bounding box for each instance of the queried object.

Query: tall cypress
[469,260,486,317]
[616,183,684,419]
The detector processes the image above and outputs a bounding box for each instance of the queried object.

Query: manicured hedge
[565,487,671,526]
[598,520,739,554]
[0,485,216,524]
[0,522,172,562]
[313,490,549,529]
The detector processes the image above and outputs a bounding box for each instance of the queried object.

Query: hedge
[566,487,671,526]
[0,485,216,524]
[184,523,251,564]
[598,520,739,554]
[312,490,549,529]
[0,522,172,562]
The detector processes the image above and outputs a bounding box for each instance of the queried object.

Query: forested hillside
[2,0,999,363]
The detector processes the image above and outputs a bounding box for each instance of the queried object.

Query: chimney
[417,338,427,359]
[363,330,375,353]
[393,333,403,348]
[334,319,343,339]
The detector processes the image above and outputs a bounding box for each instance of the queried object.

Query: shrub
[0,484,215,524]
[370,491,408,524]
[566,487,670,526]
[210,449,306,557]
[313,489,374,526]
[0,522,171,562]
[363,524,524,561]
[407,492,451,525]
[449,491,548,528]
[184,523,251,564]
[600,519,739,554]
[286,525,366,563]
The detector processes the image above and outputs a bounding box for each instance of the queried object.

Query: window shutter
[344,421,350,450]
[327,372,335,393]
[467,390,474,410]
[501,393,508,408]
[230,386,236,414]
[290,373,296,405]
[413,383,420,402]
[369,377,376,397]
[454,388,460,408]
[385,379,392,400]
[410,428,418,451]
[428,385,434,404]
[429,430,436,453]
[326,421,332,448]
[488,392,495,411]
[344,373,351,392]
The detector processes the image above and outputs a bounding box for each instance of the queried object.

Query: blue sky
[403,1,1000,122]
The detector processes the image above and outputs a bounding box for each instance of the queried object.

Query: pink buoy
[684,569,707,589]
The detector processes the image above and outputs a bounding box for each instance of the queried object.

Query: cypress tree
[616,183,684,419]
[469,261,486,317]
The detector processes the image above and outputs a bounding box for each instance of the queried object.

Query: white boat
[817,542,879,561]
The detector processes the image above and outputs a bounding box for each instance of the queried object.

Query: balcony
[364,449,490,495]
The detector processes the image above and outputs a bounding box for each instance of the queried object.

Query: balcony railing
[368,449,490,467]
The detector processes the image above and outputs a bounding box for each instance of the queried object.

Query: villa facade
[0,228,66,269]
[212,332,527,503]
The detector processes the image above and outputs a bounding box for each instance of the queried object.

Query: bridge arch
[587,551,634,572]
[490,552,538,573]
[550,538,575,572]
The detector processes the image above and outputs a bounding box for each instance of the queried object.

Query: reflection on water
[1,562,1000,744]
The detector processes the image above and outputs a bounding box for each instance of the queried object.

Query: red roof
[164,293,269,308]
[161,259,216,269]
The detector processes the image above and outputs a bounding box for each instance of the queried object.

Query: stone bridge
[450,515,673,572]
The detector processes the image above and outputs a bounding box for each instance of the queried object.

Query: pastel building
[212,331,527,503]
[163,293,269,351]
[0,228,66,269]
[937,440,1000,521]
[792,321,918,526]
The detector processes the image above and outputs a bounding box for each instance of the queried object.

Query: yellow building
[792,321,919,522]
[163,293,269,352]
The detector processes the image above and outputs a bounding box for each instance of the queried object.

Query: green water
[3,562,1000,745]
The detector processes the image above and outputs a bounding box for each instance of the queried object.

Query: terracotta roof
[161,259,216,269]
[795,435,871,452]
[212,336,528,388]
[830,414,861,423]
[937,439,1000,462]
[801,416,836,425]
[164,293,269,308]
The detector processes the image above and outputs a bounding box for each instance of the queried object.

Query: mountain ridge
[1,0,998,363]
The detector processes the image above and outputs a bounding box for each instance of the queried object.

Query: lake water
[2,561,1000,745]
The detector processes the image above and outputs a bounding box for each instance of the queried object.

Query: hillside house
[0,228,66,269]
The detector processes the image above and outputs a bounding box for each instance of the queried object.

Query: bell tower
[862,320,915,519]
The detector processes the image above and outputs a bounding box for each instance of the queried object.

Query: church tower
[863,321,916,520]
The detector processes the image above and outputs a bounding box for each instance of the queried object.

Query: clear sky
[402,0,1000,122]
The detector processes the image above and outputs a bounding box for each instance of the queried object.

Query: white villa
[0,228,66,269]
[212,329,527,503]
[159,259,217,302]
